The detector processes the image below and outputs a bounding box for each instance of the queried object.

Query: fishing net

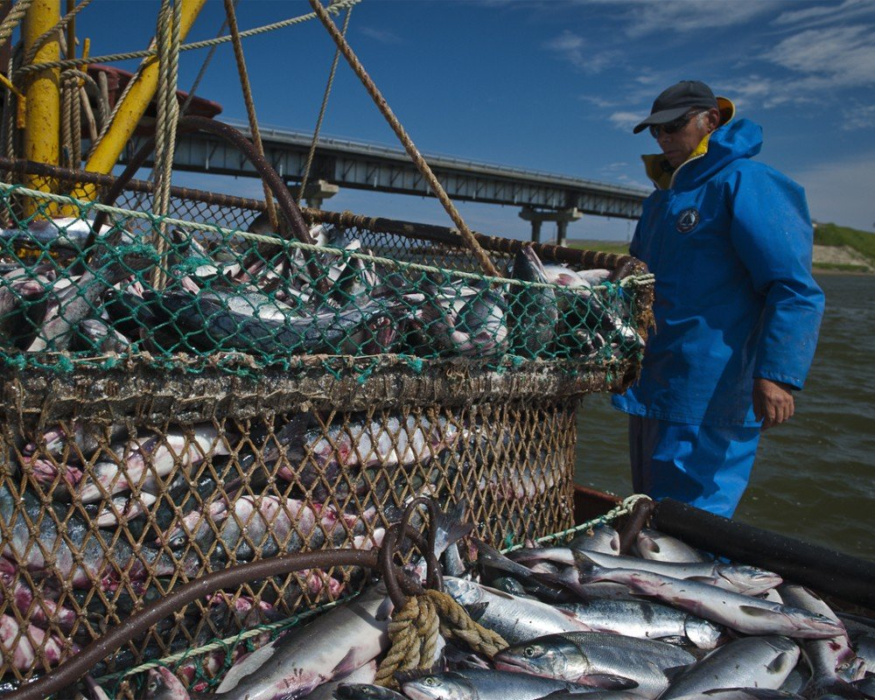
[0,160,653,690]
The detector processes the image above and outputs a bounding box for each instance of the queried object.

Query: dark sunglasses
[649,110,703,138]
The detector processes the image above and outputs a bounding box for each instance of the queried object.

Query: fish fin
[738,605,780,618]
[271,411,315,464]
[663,663,691,682]
[464,601,489,622]
[472,538,540,581]
[583,673,639,690]
[331,647,363,679]
[433,506,475,552]
[572,550,602,582]
[658,635,688,647]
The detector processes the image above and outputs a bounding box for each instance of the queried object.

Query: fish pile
[121,521,875,700]
[0,406,479,671]
[0,216,643,363]
[0,392,575,684]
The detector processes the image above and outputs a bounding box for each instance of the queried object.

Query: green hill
[813,222,875,259]
[566,240,631,256]
[568,222,875,273]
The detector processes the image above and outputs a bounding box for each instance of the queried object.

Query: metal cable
[16,0,362,75]
[307,0,500,278]
[298,3,354,206]
[223,0,277,232]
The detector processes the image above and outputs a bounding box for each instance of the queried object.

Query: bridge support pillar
[519,206,582,246]
[288,179,340,210]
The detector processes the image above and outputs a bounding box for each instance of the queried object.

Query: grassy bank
[813,222,875,259]
[567,222,875,273]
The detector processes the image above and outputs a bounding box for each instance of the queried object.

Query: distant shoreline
[813,267,873,276]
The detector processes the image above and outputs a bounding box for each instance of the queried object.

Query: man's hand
[753,378,795,430]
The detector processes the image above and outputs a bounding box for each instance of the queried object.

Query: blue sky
[70,0,875,242]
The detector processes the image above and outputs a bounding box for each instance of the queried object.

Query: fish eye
[424,677,437,686]
[524,645,537,657]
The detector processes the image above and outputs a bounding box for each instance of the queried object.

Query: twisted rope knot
[374,589,508,689]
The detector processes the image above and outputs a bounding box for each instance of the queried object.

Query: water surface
[574,273,875,562]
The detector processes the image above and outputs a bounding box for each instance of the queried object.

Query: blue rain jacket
[613,112,825,427]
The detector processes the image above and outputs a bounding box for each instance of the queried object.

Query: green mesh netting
[0,179,653,694]
[0,184,648,375]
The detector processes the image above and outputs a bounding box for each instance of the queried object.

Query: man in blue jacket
[612,80,825,518]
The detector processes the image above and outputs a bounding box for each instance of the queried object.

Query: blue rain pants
[628,415,761,518]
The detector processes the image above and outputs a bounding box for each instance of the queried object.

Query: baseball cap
[632,80,720,134]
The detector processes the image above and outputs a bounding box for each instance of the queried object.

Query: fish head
[718,564,783,595]
[684,616,728,650]
[401,671,473,700]
[568,523,620,555]
[442,577,480,607]
[493,636,585,681]
[142,666,189,700]
[336,683,406,699]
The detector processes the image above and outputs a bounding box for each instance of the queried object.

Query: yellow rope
[374,590,507,689]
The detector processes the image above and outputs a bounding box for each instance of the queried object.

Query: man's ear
[706,107,721,132]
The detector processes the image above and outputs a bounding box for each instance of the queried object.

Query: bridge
[122,119,650,244]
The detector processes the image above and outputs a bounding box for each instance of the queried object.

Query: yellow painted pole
[71,0,207,202]
[22,0,60,216]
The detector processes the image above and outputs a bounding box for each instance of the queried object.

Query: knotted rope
[375,588,508,689]
[373,498,508,689]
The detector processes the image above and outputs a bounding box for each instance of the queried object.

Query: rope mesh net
[0,163,653,693]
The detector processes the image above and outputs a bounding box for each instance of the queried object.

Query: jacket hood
[642,98,763,190]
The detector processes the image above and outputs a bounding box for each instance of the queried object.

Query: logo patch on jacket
[676,208,700,233]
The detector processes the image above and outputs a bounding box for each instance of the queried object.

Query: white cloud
[765,25,875,87]
[608,111,641,131]
[773,0,875,29]
[794,152,875,232]
[842,104,875,132]
[542,30,617,73]
[608,0,778,38]
[358,26,404,44]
